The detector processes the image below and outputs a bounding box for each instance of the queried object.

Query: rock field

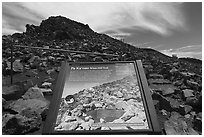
[2,16,202,135]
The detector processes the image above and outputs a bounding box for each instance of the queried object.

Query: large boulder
[152,92,172,111]
[2,108,42,135]
[166,97,181,111]
[164,112,199,135]
[5,98,49,120]
[2,85,24,100]
[22,86,45,101]
[149,81,177,96]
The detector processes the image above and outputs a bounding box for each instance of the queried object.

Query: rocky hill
[2,16,202,135]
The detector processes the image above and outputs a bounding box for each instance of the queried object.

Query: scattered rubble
[2,16,202,134]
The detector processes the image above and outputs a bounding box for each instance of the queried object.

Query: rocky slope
[2,16,202,134]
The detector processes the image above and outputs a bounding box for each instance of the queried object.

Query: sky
[2,2,202,59]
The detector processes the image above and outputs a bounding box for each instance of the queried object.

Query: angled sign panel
[43,61,161,134]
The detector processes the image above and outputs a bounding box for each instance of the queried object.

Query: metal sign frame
[42,61,161,135]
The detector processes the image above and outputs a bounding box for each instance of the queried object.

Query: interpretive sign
[43,61,161,134]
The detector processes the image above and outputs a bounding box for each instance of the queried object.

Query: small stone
[126,116,145,124]
[149,73,164,79]
[56,121,79,131]
[40,88,53,95]
[94,102,103,108]
[187,80,200,90]
[100,118,105,123]
[115,101,128,110]
[41,82,52,89]
[121,110,135,121]
[46,68,55,75]
[190,111,196,116]
[88,119,94,125]
[162,87,175,96]
[167,97,181,110]
[185,114,191,119]
[82,113,87,117]
[85,116,91,121]
[2,98,6,106]
[116,91,123,98]
[182,89,194,98]
[101,126,111,130]
[62,115,77,123]
[161,109,168,115]
[80,122,90,130]
[179,105,192,115]
[109,126,128,130]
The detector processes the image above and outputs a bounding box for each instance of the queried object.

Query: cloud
[2,2,44,35]
[2,2,186,36]
[106,32,131,40]
[160,45,202,59]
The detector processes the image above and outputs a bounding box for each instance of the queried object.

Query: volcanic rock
[149,73,164,79]
[182,89,194,98]
[6,59,24,73]
[186,80,200,91]
[2,108,42,135]
[179,105,192,115]
[148,79,172,84]
[5,98,49,120]
[41,82,52,89]
[193,112,202,132]
[40,88,53,95]
[115,101,128,110]
[164,112,199,135]
[55,121,79,130]
[2,97,6,106]
[22,87,45,101]
[166,97,181,110]
[152,92,172,111]
[149,79,177,96]
[21,79,35,92]
[3,85,23,100]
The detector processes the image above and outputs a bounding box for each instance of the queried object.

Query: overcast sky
[2,2,202,59]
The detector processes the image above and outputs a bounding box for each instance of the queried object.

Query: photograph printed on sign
[54,63,149,131]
